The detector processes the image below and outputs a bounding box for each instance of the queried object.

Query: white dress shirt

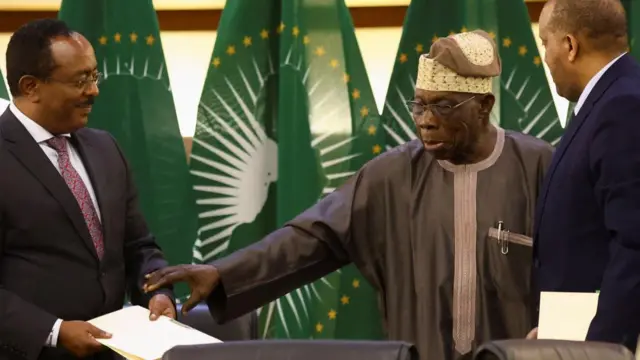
[9,103,101,348]
[573,52,626,116]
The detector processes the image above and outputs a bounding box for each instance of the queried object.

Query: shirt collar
[9,102,70,143]
[573,52,626,115]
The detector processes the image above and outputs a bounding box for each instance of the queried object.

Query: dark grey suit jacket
[0,109,173,360]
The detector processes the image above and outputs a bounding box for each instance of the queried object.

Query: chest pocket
[484,227,533,301]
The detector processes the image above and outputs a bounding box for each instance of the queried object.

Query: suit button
[534,259,540,268]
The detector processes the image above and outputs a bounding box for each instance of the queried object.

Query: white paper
[537,291,599,341]
[88,305,222,360]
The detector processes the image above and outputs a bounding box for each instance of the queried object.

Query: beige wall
[0,25,569,137]
[0,0,413,11]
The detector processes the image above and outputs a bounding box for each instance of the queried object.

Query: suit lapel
[0,111,99,261]
[72,131,111,253]
[535,54,635,234]
[547,102,592,173]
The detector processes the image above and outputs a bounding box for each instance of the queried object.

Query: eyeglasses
[45,72,103,90]
[406,95,476,118]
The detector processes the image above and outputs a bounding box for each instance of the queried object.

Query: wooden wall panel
[0,3,544,33]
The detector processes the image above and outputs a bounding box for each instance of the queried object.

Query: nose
[84,81,99,97]
[415,112,439,131]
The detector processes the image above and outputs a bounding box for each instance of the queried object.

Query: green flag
[623,0,639,58]
[565,101,576,125]
[382,0,564,148]
[189,0,384,340]
[0,71,9,102]
[58,0,198,298]
[0,70,10,111]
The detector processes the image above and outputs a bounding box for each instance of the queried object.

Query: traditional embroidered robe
[208,126,554,360]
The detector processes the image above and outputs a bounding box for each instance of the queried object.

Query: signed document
[537,291,599,341]
[88,305,222,360]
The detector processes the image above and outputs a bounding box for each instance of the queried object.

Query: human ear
[18,75,42,102]
[566,34,579,62]
[478,93,495,120]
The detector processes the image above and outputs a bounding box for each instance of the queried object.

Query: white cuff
[47,319,63,347]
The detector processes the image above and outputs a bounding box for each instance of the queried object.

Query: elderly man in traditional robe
[145,30,554,360]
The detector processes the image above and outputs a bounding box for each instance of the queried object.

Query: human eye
[432,104,453,116]
[407,101,424,115]
[74,79,86,89]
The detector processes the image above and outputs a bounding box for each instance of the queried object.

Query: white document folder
[88,305,222,360]
[537,291,599,341]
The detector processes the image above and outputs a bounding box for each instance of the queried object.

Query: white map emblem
[191,64,279,262]
[190,35,361,338]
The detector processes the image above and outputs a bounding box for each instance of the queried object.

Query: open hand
[144,264,220,315]
[148,293,176,320]
[58,320,111,357]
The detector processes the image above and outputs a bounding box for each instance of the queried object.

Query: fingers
[144,267,185,292]
[164,306,177,319]
[85,334,104,349]
[149,308,161,321]
[180,293,202,315]
[86,324,112,339]
[148,293,173,320]
[148,304,174,321]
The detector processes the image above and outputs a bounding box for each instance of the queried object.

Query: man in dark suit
[0,19,176,360]
[531,0,640,351]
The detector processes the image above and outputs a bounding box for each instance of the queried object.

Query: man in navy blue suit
[532,0,640,351]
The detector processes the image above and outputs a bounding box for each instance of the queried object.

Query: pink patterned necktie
[46,136,104,259]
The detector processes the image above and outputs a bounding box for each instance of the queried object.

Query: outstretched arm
[145,163,385,322]
[206,184,356,322]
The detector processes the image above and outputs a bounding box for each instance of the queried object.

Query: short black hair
[6,18,73,97]
[546,0,628,52]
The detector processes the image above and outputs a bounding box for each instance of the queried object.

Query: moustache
[78,98,95,107]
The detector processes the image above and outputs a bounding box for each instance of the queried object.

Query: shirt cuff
[47,319,63,347]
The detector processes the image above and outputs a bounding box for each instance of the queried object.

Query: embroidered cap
[416,29,501,94]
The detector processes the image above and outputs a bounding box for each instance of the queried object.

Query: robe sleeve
[207,162,385,323]
[586,95,640,348]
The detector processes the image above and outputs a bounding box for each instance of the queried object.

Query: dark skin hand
[57,295,173,357]
[148,293,177,320]
[144,265,219,315]
[58,321,111,357]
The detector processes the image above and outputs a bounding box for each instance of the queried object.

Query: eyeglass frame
[406,95,476,118]
[43,71,103,91]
